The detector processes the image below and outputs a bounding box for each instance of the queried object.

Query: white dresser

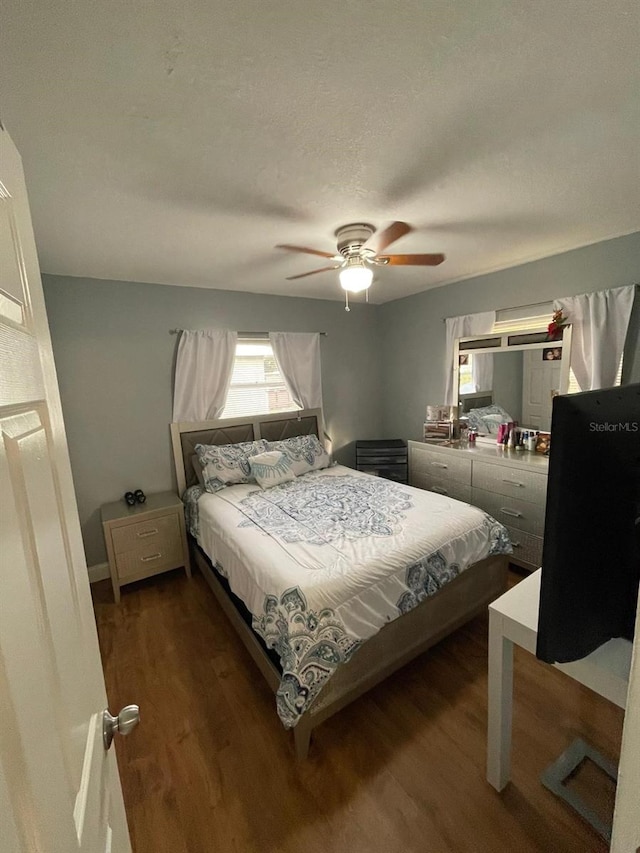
[408,441,549,572]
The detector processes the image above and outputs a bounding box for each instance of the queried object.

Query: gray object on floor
[540,737,618,842]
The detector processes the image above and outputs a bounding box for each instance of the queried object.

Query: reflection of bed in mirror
[458,391,493,414]
[458,391,516,437]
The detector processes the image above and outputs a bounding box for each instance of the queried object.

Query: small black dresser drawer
[356,439,408,484]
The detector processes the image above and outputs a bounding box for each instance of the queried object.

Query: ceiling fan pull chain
[344,291,350,312]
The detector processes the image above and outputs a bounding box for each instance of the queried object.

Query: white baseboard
[88,562,110,583]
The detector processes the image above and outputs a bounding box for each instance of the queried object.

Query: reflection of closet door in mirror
[522,350,562,430]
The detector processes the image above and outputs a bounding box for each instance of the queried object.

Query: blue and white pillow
[248,450,296,489]
[195,439,268,493]
[266,434,331,477]
[466,405,513,435]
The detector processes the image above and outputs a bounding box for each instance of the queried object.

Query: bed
[170,409,511,758]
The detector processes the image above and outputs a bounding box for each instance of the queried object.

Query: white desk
[487,569,632,791]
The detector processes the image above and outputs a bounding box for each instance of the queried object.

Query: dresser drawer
[111,512,180,555]
[412,472,472,504]
[504,525,543,570]
[472,460,547,505]
[410,447,472,485]
[471,487,545,537]
[115,539,184,581]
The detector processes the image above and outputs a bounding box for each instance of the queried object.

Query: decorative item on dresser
[355,439,408,483]
[101,491,191,603]
[409,441,548,572]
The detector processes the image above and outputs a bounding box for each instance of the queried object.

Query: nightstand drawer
[111,513,179,555]
[115,540,184,581]
[471,487,545,537]
[411,447,472,485]
[472,460,547,504]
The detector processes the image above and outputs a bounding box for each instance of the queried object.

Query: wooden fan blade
[286,265,341,280]
[381,253,445,266]
[276,244,337,259]
[362,221,413,254]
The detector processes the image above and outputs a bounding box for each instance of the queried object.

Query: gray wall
[43,276,382,566]
[379,232,640,438]
[42,231,639,568]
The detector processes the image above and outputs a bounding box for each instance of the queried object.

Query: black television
[536,383,640,664]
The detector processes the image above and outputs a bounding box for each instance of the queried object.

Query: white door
[0,128,131,851]
[521,348,562,431]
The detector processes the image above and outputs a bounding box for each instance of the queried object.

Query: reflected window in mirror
[459,354,474,395]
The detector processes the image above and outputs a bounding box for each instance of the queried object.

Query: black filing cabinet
[355,439,408,484]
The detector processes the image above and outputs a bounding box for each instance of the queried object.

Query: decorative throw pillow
[248,450,296,489]
[266,434,331,477]
[195,439,269,493]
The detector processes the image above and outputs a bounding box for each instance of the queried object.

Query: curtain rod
[441,284,640,322]
[169,328,327,336]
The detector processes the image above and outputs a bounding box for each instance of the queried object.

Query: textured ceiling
[1,0,639,304]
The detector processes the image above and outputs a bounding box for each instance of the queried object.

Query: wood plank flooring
[92,569,624,853]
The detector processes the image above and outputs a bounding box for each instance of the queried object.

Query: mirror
[456,333,571,434]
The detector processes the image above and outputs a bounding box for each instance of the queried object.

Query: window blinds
[220,340,300,418]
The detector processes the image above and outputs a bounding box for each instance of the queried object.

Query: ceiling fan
[276,221,445,310]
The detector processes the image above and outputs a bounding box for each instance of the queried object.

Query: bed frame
[170,409,508,759]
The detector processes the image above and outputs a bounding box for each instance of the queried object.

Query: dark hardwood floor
[92,568,623,853]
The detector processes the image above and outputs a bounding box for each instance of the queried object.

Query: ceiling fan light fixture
[339,259,373,293]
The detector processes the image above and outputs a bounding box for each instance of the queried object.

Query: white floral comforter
[184,465,511,728]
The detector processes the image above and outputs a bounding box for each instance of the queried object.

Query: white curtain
[269,332,323,409]
[554,286,636,391]
[444,311,496,406]
[172,329,237,421]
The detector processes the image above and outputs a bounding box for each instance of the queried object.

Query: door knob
[102,704,140,750]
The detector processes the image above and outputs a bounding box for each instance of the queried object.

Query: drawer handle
[431,462,448,469]
[500,507,523,519]
[501,479,524,487]
[431,486,448,495]
[137,528,158,538]
[141,552,162,562]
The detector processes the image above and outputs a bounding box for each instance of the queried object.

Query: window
[567,358,623,394]
[220,339,299,419]
[492,303,553,334]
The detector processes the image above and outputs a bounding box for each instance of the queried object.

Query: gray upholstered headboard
[170,409,324,495]
[459,391,493,414]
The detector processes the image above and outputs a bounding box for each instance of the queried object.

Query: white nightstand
[101,491,191,603]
